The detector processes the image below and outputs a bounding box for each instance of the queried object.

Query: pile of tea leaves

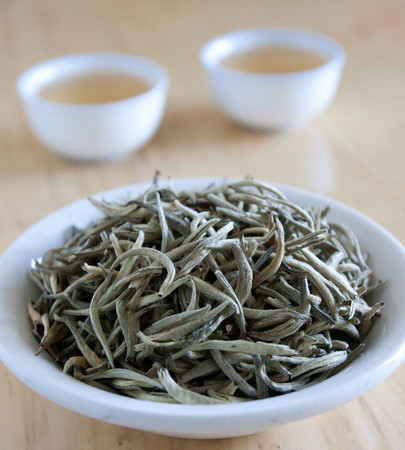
[28,178,383,404]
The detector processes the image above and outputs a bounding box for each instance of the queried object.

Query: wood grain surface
[1,1,404,448]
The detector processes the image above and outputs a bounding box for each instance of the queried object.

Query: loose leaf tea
[28,178,383,404]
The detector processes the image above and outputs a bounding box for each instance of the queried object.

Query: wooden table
[1,0,404,448]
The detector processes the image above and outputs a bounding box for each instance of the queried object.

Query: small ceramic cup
[16,52,169,162]
[200,28,346,131]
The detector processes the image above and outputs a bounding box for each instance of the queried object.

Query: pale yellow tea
[39,72,151,104]
[221,46,327,74]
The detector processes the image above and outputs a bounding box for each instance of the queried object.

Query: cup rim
[16,52,170,111]
[200,27,346,79]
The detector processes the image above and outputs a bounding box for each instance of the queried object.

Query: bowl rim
[200,27,346,80]
[0,177,404,434]
[16,52,170,112]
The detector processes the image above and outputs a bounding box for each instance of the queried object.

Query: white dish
[16,53,169,162]
[0,178,404,439]
[200,28,346,130]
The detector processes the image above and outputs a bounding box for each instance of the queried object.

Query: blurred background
[0,0,404,448]
[1,0,404,245]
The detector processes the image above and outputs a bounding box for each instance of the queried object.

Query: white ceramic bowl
[16,53,169,162]
[200,28,346,130]
[0,178,404,439]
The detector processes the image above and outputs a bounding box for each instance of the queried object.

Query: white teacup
[200,28,346,131]
[17,52,169,162]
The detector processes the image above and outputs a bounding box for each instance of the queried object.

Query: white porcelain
[0,178,404,439]
[200,28,346,130]
[16,53,169,162]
